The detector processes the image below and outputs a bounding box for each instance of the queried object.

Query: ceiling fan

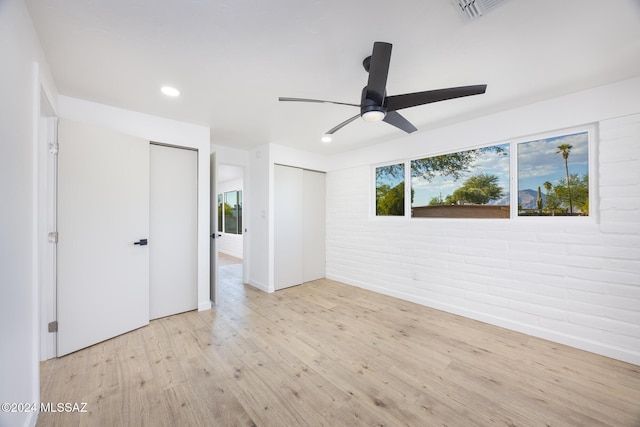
[279,41,487,140]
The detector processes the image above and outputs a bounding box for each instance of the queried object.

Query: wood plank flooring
[38,259,640,426]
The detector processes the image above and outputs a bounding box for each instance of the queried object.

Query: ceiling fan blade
[326,114,361,135]
[278,97,360,107]
[365,42,392,105]
[385,85,487,112]
[383,111,417,133]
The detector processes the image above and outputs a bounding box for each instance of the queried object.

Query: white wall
[326,76,640,365]
[247,145,271,291]
[271,143,329,172]
[211,143,250,167]
[0,1,57,426]
[58,96,212,312]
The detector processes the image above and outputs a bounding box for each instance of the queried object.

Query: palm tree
[543,181,553,215]
[556,144,573,213]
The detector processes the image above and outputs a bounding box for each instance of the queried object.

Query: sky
[517,131,589,192]
[411,143,510,207]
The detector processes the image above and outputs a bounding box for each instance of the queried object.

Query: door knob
[134,239,148,246]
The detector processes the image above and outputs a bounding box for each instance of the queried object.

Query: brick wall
[326,113,640,364]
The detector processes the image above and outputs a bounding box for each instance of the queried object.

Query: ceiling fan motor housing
[360,87,387,121]
[362,55,372,72]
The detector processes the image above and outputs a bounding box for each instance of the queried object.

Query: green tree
[428,195,443,206]
[444,173,504,205]
[377,146,506,182]
[556,143,574,213]
[542,181,558,214]
[552,173,588,215]
[376,182,405,216]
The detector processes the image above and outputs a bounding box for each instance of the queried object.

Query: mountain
[489,189,546,209]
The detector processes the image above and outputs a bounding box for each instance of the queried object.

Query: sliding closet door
[274,165,303,290]
[302,169,325,282]
[274,165,326,290]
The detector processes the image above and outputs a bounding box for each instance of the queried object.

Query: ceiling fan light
[321,134,332,143]
[362,110,386,122]
[161,86,180,97]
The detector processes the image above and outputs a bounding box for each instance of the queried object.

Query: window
[373,127,592,220]
[517,131,589,216]
[217,190,243,234]
[375,163,405,216]
[411,144,510,218]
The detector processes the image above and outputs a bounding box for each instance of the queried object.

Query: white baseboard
[198,301,212,311]
[248,279,270,293]
[27,411,38,427]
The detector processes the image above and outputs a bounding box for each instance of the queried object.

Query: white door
[209,152,218,304]
[57,119,150,356]
[274,165,304,290]
[149,144,198,319]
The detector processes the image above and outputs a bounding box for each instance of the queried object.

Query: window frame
[371,160,410,220]
[217,189,243,234]
[409,142,511,219]
[370,124,597,222]
[511,124,597,222]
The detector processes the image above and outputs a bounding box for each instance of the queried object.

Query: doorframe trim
[38,87,58,361]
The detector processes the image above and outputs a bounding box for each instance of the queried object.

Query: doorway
[216,164,245,298]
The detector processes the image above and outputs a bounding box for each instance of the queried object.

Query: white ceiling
[26,0,640,155]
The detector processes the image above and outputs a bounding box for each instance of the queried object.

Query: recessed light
[321,134,332,143]
[161,86,180,97]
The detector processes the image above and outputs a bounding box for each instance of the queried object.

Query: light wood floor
[38,259,640,426]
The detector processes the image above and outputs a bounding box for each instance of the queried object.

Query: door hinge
[48,232,58,243]
[48,142,59,155]
[48,321,58,333]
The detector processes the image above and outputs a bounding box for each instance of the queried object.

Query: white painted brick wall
[326,113,640,365]
[218,233,243,259]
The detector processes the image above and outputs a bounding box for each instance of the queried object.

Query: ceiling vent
[451,0,508,21]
